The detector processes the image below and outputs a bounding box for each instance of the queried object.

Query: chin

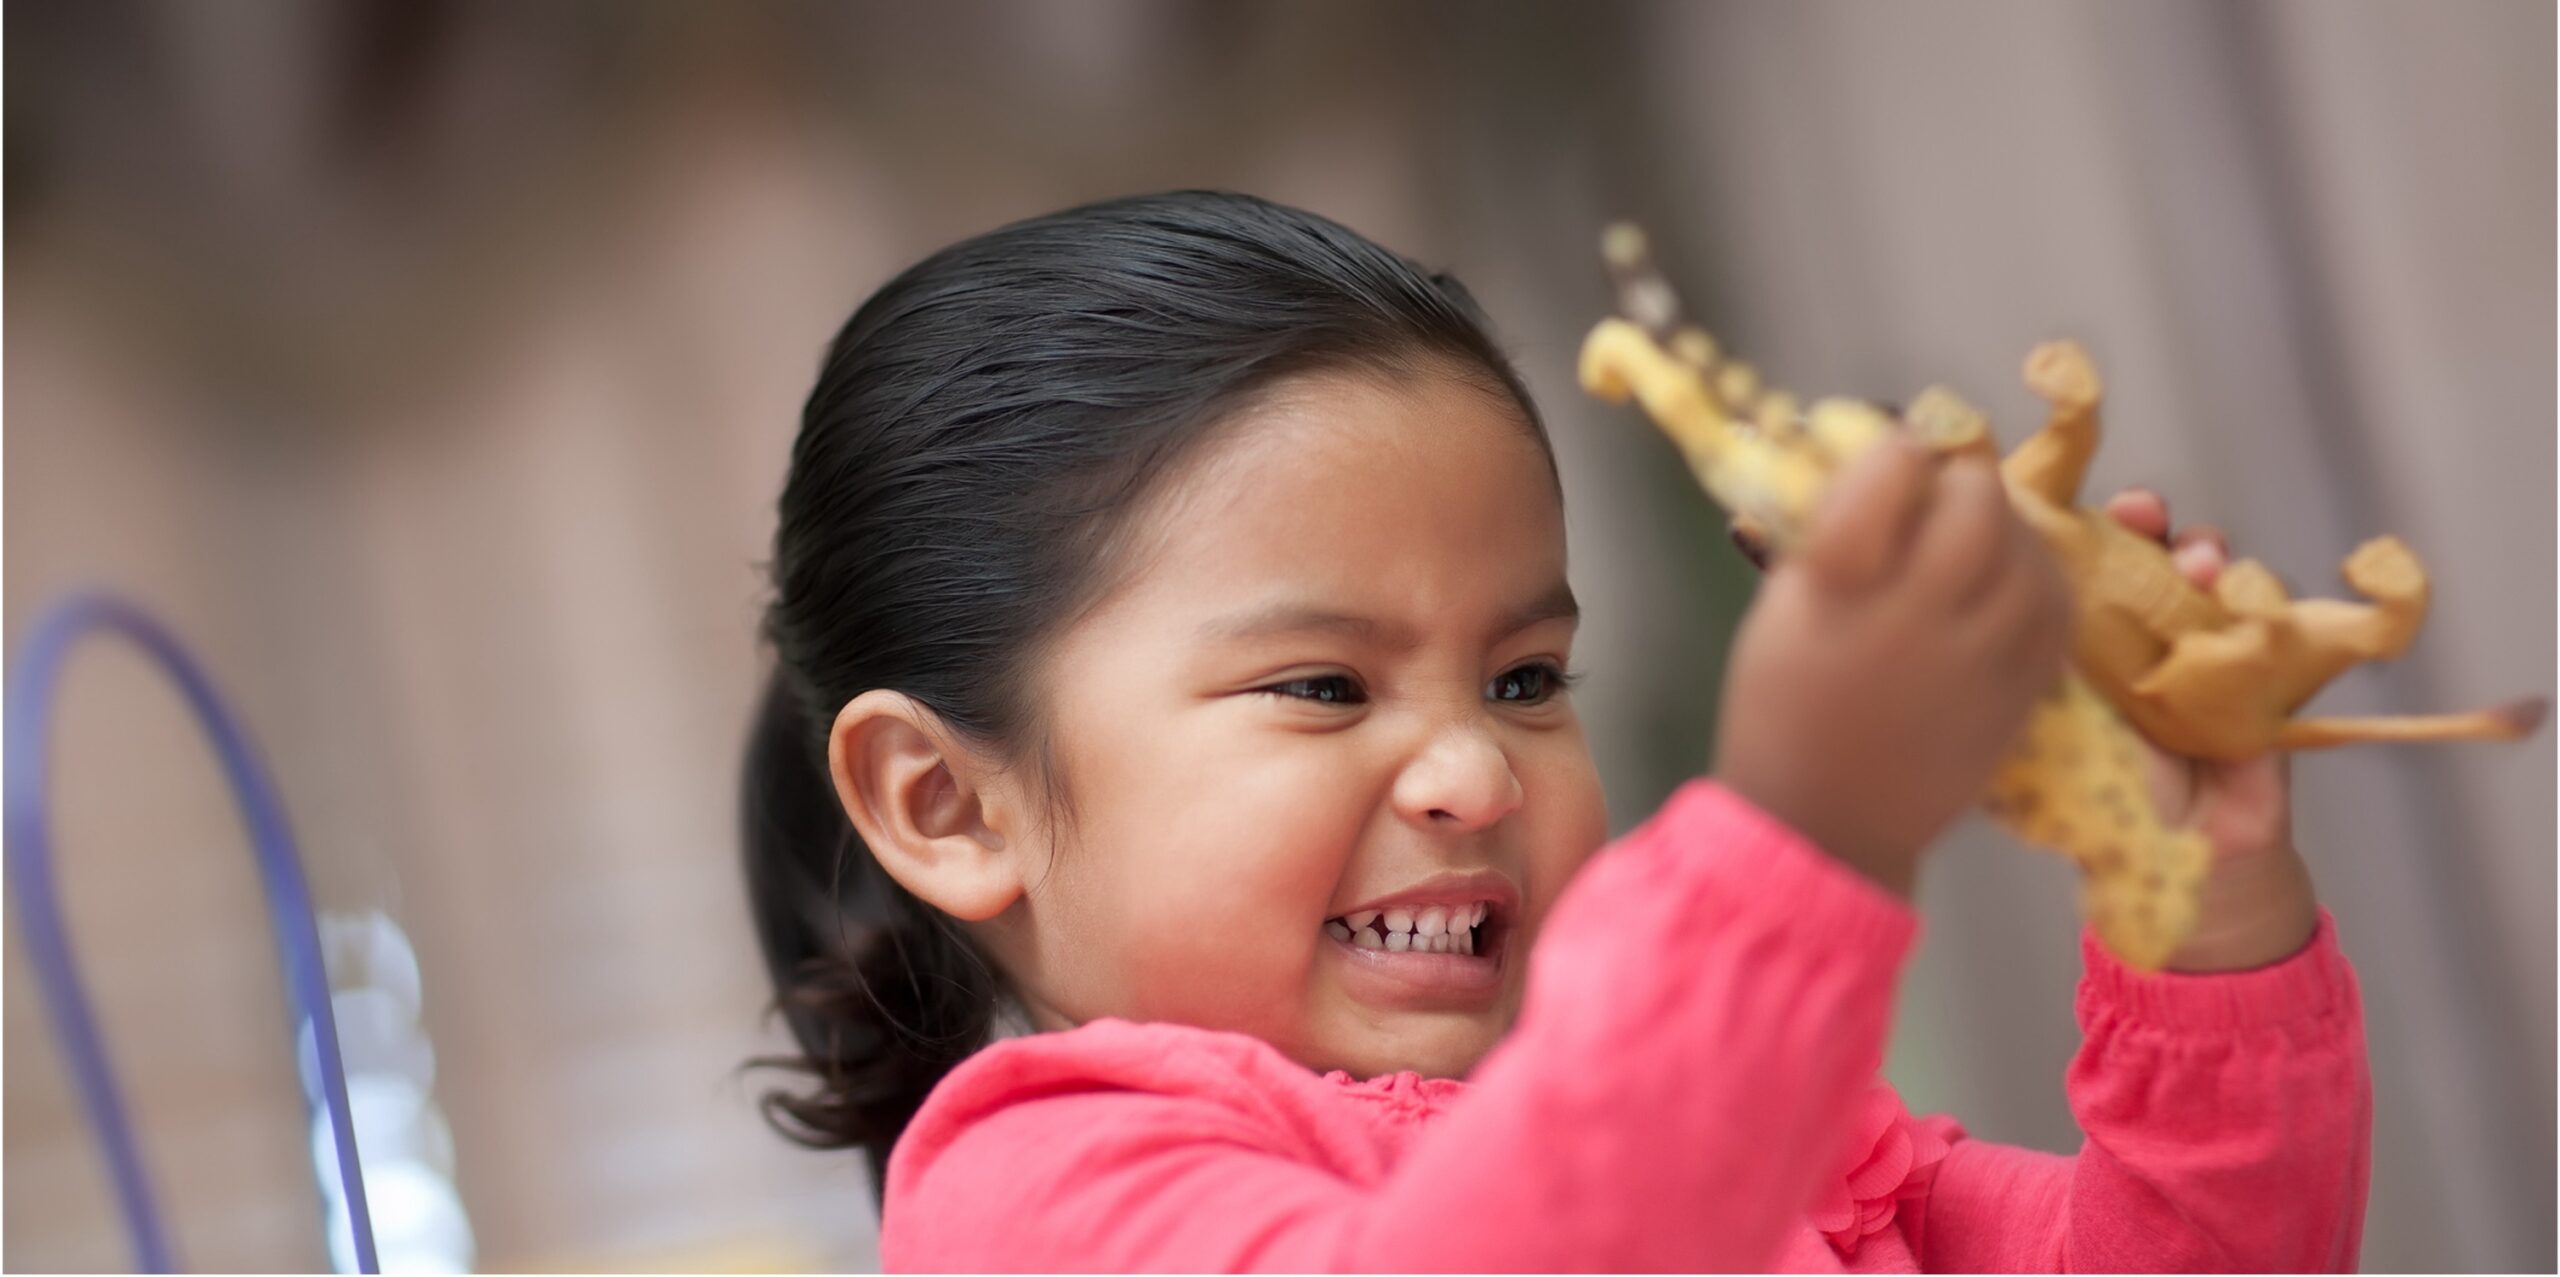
[1322,1016,1506,1081]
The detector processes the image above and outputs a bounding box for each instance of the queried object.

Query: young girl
[741,191,2369,1272]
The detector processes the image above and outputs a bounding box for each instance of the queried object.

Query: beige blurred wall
[5,2,2549,1271]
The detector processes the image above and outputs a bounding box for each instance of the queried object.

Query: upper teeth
[1327,902,1493,955]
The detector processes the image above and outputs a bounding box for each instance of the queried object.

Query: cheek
[1043,708,1376,1025]
[1515,721,1611,928]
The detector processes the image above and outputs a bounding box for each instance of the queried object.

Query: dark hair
[742,190,1549,1194]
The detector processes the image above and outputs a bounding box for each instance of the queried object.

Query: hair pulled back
[743,190,1546,1193]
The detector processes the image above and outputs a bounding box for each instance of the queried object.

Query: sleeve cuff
[2077,908,2358,1034]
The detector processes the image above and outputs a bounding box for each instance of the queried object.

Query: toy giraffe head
[1580,226,1998,560]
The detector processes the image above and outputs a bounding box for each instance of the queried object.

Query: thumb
[1800,438,1935,593]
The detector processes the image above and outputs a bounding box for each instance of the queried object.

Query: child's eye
[1262,674,1367,705]
[1488,662,1576,705]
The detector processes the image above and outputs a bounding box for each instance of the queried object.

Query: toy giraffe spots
[1577,224,2543,969]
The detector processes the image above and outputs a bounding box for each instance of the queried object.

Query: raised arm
[1916,915,2371,1272]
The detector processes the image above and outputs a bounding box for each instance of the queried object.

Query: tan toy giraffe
[1579,223,2545,969]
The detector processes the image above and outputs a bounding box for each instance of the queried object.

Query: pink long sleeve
[1914,913,2372,1272]
[882,780,1918,1271]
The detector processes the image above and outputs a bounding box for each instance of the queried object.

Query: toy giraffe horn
[1600,223,1776,422]
[1602,223,1682,340]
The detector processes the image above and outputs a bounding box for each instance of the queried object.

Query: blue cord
[4,591,379,1274]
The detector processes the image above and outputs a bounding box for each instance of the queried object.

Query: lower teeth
[1333,924,1480,954]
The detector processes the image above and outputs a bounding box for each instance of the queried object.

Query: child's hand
[1714,441,2075,898]
[2101,489,2321,970]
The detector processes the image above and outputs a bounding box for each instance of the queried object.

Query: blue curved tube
[4,591,378,1273]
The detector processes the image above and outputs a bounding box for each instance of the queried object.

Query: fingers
[1800,438,1933,593]
[2105,486,2228,589]
[1906,455,2014,604]
[1951,485,2073,673]
[2170,525,2228,588]
[2103,488,2170,543]
[1982,542,2075,676]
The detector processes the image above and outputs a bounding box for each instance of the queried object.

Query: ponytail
[741,670,1001,1193]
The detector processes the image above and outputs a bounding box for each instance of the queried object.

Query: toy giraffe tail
[2277,697,2549,749]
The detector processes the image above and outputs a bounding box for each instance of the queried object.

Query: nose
[1390,722,1525,832]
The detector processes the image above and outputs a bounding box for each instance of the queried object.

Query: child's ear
[825,689,1026,922]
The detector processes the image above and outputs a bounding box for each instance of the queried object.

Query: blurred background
[5,0,2550,1270]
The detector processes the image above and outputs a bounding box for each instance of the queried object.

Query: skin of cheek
[1034,686,1381,1062]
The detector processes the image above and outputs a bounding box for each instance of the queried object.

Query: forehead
[1104,367,1566,622]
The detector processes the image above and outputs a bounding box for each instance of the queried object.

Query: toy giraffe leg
[2202,552,2422,711]
[2003,340,2105,507]
[2179,545,2540,751]
[2275,536,2428,687]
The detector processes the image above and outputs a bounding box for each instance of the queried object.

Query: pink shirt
[883,780,2371,1271]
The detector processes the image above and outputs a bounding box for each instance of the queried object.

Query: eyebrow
[1200,580,1581,647]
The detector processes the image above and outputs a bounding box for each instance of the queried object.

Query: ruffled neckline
[1808,1079,1953,1256]
[1321,1068,1468,1106]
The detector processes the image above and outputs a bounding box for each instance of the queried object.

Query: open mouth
[1322,902,1500,958]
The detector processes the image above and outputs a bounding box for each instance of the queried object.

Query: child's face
[992,366,1608,1079]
